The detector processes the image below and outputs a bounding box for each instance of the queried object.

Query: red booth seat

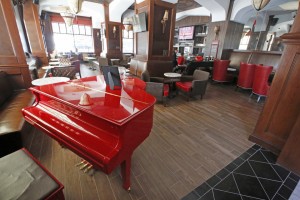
[237,62,257,89]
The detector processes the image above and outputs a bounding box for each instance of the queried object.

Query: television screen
[132,12,147,33]
[179,26,194,40]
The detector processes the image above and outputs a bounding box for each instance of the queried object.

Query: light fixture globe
[253,0,271,11]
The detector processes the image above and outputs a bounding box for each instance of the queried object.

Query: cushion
[0,149,59,200]
[0,71,13,106]
[176,81,192,92]
[0,90,35,136]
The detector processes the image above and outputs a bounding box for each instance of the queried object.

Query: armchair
[176,70,209,101]
[143,71,169,106]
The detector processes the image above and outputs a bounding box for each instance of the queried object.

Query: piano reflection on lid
[22,75,156,190]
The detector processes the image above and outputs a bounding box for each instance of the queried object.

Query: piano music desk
[22,75,156,190]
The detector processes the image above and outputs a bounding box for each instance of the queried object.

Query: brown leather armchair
[176,70,210,101]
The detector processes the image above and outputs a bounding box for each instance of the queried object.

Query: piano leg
[121,157,131,191]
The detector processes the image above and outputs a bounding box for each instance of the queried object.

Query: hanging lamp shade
[68,0,83,14]
[252,0,271,11]
[61,11,75,27]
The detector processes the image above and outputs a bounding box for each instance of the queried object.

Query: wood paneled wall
[249,1,300,174]
[204,21,244,58]
[23,1,48,65]
[134,0,175,75]
[175,16,211,27]
[93,29,102,56]
[0,0,31,89]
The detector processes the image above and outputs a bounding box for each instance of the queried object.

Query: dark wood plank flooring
[24,65,264,199]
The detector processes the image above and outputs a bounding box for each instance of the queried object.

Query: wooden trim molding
[23,0,48,65]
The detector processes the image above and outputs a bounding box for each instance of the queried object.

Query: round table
[164,72,182,78]
[164,73,182,98]
[42,66,54,70]
[31,77,70,86]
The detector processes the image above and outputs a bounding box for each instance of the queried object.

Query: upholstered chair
[176,70,210,101]
[251,65,273,102]
[212,59,233,82]
[143,71,169,106]
[236,62,256,90]
[71,60,81,78]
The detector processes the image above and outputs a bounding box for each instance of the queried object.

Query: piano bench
[0,148,65,200]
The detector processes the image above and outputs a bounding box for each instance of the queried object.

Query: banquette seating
[176,70,210,101]
[0,71,35,157]
[127,58,148,80]
[251,65,273,102]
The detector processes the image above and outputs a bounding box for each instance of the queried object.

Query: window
[51,22,94,53]
[239,31,251,50]
[123,29,133,53]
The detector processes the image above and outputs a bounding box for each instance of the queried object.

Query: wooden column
[93,28,102,56]
[102,3,122,64]
[135,0,176,77]
[0,0,31,89]
[23,0,48,65]
[249,1,300,174]
[204,21,244,59]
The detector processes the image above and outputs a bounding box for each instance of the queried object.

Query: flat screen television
[179,26,194,40]
[132,12,147,33]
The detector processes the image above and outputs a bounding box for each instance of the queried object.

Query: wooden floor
[24,65,264,200]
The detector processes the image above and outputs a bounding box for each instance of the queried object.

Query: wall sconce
[161,10,169,34]
[12,0,26,6]
[252,0,270,11]
[113,26,116,38]
[214,25,220,34]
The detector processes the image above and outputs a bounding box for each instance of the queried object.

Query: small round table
[31,77,70,86]
[164,72,182,98]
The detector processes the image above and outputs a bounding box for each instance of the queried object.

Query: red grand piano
[22,75,156,190]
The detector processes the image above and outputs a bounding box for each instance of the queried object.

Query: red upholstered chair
[251,65,273,102]
[176,70,210,101]
[177,56,185,65]
[212,60,233,82]
[195,56,203,62]
[237,62,256,90]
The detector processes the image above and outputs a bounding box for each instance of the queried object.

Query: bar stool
[251,65,273,102]
[236,62,256,90]
[212,59,233,83]
[0,148,65,200]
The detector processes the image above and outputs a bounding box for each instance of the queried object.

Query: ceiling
[176,0,201,12]
[38,0,299,28]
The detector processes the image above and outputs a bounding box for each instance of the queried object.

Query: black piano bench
[0,148,65,200]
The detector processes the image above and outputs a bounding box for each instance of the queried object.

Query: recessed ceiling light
[279,1,298,10]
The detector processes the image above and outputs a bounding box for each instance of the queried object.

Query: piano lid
[30,75,156,125]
